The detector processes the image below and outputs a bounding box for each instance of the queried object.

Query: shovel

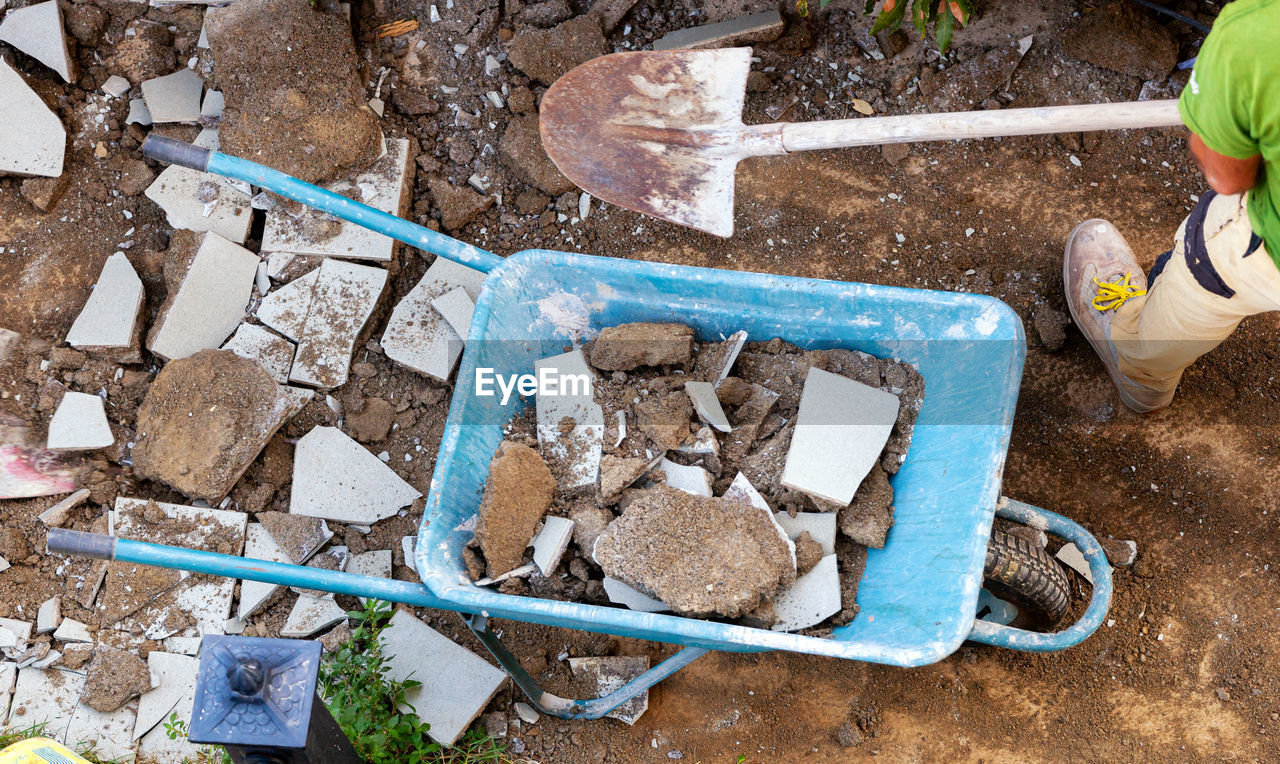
[539,47,1183,237]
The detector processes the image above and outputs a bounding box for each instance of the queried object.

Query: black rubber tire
[982,529,1072,630]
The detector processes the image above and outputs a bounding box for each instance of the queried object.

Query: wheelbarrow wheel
[982,529,1072,629]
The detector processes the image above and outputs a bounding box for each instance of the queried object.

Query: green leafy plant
[319,599,510,764]
[162,711,231,764]
[798,0,973,53]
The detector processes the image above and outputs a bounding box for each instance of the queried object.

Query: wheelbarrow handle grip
[141,135,213,172]
[966,498,1113,652]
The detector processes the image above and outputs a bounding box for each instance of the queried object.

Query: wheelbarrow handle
[966,498,1113,651]
[46,528,706,720]
[140,135,503,274]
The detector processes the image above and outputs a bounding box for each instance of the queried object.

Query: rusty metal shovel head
[540,48,783,238]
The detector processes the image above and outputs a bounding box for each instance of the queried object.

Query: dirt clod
[475,441,557,577]
[589,323,695,371]
[506,15,609,85]
[838,464,895,549]
[82,645,152,712]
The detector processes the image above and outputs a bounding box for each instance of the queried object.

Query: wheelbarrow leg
[463,613,708,720]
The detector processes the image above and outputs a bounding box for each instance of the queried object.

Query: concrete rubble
[290,425,421,523]
[222,322,295,384]
[781,368,899,506]
[141,67,204,124]
[132,350,293,502]
[653,9,784,51]
[0,0,74,82]
[382,256,486,381]
[258,510,332,564]
[147,233,258,360]
[0,58,65,177]
[289,259,387,388]
[46,391,113,451]
[475,441,556,577]
[593,486,796,618]
[261,137,413,261]
[380,610,508,745]
[144,129,253,244]
[65,252,145,355]
[82,645,151,712]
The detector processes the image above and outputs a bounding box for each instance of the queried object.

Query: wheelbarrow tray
[418,248,1025,668]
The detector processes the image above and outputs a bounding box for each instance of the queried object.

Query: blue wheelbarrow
[47,136,1113,720]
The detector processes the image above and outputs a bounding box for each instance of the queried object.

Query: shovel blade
[540,48,758,238]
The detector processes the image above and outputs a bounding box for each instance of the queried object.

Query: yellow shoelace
[1092,274,1147,312]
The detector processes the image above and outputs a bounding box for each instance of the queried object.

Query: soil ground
[2,0,1278,761]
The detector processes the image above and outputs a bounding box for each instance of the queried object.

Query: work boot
[1063,219,1168,414]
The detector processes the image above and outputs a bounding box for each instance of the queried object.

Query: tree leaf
[936,2,955,53]
[870,1,906,34]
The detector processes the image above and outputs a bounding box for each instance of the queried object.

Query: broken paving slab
[0,58,65,177]
[8,667,85,740]
[380,609,507,745]
[531,516,574,576]
[772,511,837,556]
[237,523,289,619]
[256,267,319,342]
[569,656,650,725]
[0,0,75,82]
[141,66,203,123]
[257,510,331,565]
[658,458,712,497]
[290,425,421,523]
[261,137,413,261]
[603,576,667,613]
[289,259,387,389]
[134,651,198,741]
[65,252,144,353]
[147,232,258,360]
[35,596,61,634]
[144,128,253,243]
[770,554,841,632]
[347,549,392,605]
[65,695,137,762]
[475,441,556,578]
[222,322,295,384]
[45,391,113,451]
[685,381,731,432]
[431,285,475,339]
[653,9,784,51]
[381,256,486,381]
[692,329,747,383]
[534,348,604,490]
[132,350,294,502]
[280,593,348,637]
[780,368,899,506]
[593,486,796,617]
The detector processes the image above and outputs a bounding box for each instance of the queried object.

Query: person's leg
[1065,192,1280,413]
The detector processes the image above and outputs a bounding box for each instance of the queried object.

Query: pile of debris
[465,322,923,633]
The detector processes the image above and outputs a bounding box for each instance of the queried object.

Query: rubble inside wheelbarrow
[465,323,924,635]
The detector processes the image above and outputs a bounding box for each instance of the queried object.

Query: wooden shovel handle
[780,99,1182,152]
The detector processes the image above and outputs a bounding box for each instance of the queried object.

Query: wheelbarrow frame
[45,138,1114,720]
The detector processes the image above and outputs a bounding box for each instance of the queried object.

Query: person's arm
[1189,132,1261,195]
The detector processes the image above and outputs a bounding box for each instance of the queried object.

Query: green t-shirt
[1178,0,1280,266]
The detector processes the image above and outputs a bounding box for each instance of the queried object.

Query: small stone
[346,397,394,442]
[514,702,540,724]
[1099,537,1138,566]
[428,177,494,232]
[1033,304,1069,352]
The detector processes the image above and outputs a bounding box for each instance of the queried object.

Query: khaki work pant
[1111,191,1280,408]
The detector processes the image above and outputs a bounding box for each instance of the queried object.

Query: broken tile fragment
[237,523,289,619]
[102,75,130,97]
[653,9,784,51]
[126,97,152,126]
[588,322,694,370]
[147,232,258,360]
[136,651,199,758]
[531,516,574,576]
[603,577,667,613]
[257,510,331,564]
[46,391,113,451]
[1055,542,1096,584]
[770,554,842,632]
[0,58,65,177]
[289,545,349,597]
[685,381,731,432]
[289,259,387,388]
[256,268,319,342]
[65,696,137,762]
[0,0,75,82]
[141,67,203,123]
[133,350,293,502]
[347,549,392,605]
[569,656,650,725]
[261,137,413,261]
[144,129,252,243]
[781,368,899,506]
[66,252,144,352]
[8,667,84,739]
[475,441,555,577]
[772,511,837,556]
[658,458,712,497]
[380,610,507,745]
[381,256,486,381]
[431,285,475,339]
[51,618,90,643]
[201,88,224,120]
[280,593,348,637]
[290,426,421,523]
[35,596,60,634]
[221,322,295,383]
[593,486,795,617]
[692,329,747,383]
[535,348,604,489]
